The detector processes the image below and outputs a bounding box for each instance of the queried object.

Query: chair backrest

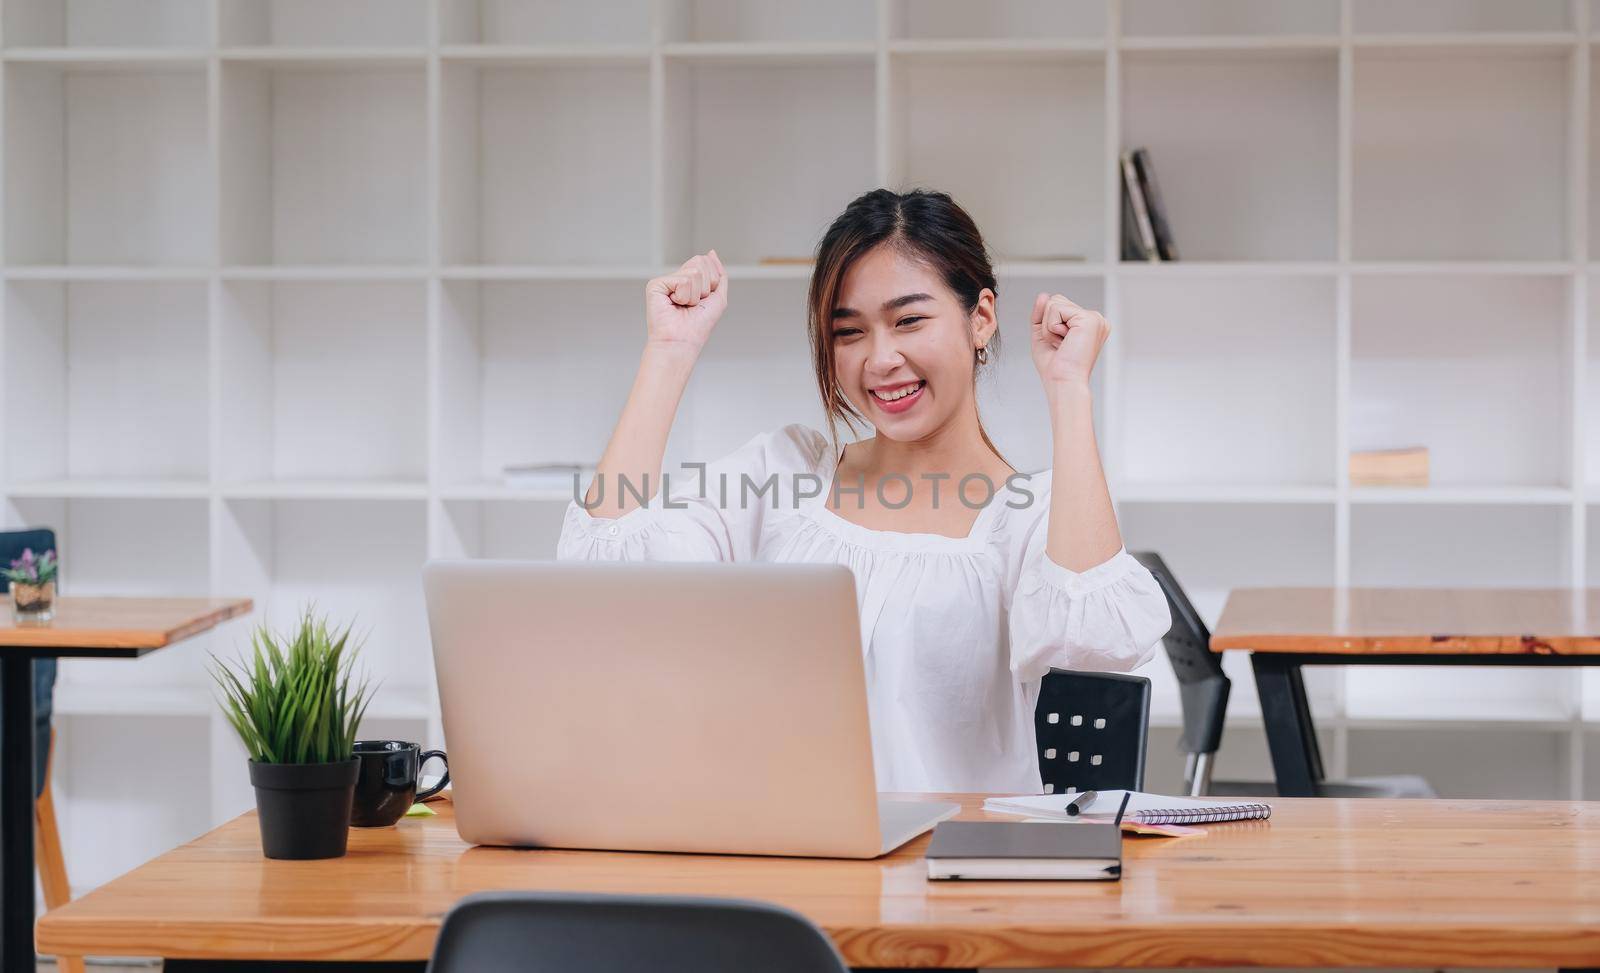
[0,528,55,595]
[428,891,850,973]
[1034,669,1149,794]
[1130,550,1229,756]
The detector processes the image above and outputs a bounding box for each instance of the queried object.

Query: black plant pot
[248,758,360,860]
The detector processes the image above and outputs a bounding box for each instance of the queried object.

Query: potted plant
[210,609,376,860]
[4,548,58,623]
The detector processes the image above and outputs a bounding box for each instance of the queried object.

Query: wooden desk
[36,795,1600,970]
[1,595,251,972]
[1212,587,1600,797]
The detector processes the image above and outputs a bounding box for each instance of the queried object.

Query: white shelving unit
[5,0,1600,895]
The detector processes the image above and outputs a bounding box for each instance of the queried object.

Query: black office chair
[1,528,57,799]
[427,891,850,973]
[1034,669,1150,794]
[1131,551,1434,799]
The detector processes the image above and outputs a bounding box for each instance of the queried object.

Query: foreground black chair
[1035,669,1150,794]
[428,891,850,973]
[1131,550,1434,798]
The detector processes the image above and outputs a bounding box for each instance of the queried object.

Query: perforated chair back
[1,528,57,798]
[0,528,53,595]
[1034,669,1150,794]
[427,891,851,973]
[1131,551,1230,757]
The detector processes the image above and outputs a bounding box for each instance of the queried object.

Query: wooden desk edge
[37,914,1600,967]
[0,598,253,650]
[1209,633,1600,655]
[34,796,1600,968]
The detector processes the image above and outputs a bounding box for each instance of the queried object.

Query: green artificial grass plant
[211,608,376,765]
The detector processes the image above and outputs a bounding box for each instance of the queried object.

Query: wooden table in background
[35,795,1600,970]
[1,596,252,973]
[1212,587,1600,797]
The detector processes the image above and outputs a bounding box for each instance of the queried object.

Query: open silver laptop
[422,559,957,859]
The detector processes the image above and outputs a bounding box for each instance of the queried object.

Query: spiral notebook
[984,790,1272,825]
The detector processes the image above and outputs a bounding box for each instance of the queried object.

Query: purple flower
[5,548,56,586]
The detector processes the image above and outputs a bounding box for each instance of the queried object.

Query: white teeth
[873,381,923,402]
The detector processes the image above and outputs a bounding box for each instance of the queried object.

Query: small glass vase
[11,580,55,624]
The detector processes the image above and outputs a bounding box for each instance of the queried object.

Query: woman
[556,188,1170,794]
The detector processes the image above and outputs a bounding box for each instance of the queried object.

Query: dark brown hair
[806,188,1006,465]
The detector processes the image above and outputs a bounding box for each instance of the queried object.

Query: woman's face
[829,244,996,442]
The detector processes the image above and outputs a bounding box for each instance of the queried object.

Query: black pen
[1063,789,1098,816]
[1112,791,1132,826]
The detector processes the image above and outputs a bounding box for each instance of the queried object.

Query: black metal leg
[1252,653,1323,798]
[0,655,35,971]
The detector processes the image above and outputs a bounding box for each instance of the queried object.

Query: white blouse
[554,423,1171,795]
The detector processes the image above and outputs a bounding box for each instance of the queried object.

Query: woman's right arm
[582,249,728,517]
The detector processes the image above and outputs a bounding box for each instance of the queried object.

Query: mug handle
[417,750,450,801]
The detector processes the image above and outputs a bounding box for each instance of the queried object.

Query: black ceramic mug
[351,740,449,828]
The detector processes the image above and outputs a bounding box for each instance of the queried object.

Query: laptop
[421,559,958,858]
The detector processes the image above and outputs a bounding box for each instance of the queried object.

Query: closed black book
[925,820,1122,881]
[1132,147,1179,261]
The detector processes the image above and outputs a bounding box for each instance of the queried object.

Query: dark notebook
[925,820,1122,881]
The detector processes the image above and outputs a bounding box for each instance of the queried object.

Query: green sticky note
[405,803,437,818]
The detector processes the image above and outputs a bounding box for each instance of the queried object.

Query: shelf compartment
[440,61,652,267]
[980,274,1106,476]
[1350,0,1571,35]
[4,0,209,49]
[1122,0,1338,39]
[56,713,215,891]
[219,0,428,48]
[1350,274,1569,489]
[5,62,208,266]
[888,0,1104,40]
[440,0,651,47]
[216,496,432,698]
[1121,50,1337,261]
[1352,49,1569,261]
[661,59,874,265]
[218,281,426,484]
[4,281,208,483]
[1351,503,1571,584]
[889,52,1104,263]
[438,280,689,486]
[659,0,876,44]
[1119,502,1339,722]
[437,499,568,559]
[1118,274,1335,488]
[220,63,426,266]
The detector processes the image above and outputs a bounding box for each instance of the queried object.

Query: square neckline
[801,440,1014,553]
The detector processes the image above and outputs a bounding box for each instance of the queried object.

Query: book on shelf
[502,463,596,492]
[1349,446,1429,487]
[1131,147,1178,261]
[1120,151,1160,262]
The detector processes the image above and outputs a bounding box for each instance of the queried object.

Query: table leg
[1251,653,1324,798]
[0,655,35,971]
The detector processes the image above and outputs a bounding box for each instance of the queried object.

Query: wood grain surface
[0,597,252,650]
[1212,586,1600,655]
[35,794,1600,968]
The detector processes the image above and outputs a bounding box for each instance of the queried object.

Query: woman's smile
[870,379,926,414]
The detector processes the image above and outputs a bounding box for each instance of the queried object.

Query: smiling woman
[554,188,1170,795]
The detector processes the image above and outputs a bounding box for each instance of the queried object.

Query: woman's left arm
[1030,292,1122,572]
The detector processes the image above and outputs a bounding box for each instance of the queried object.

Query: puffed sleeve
[1006,486,1172,683]
[555,423,823,564]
